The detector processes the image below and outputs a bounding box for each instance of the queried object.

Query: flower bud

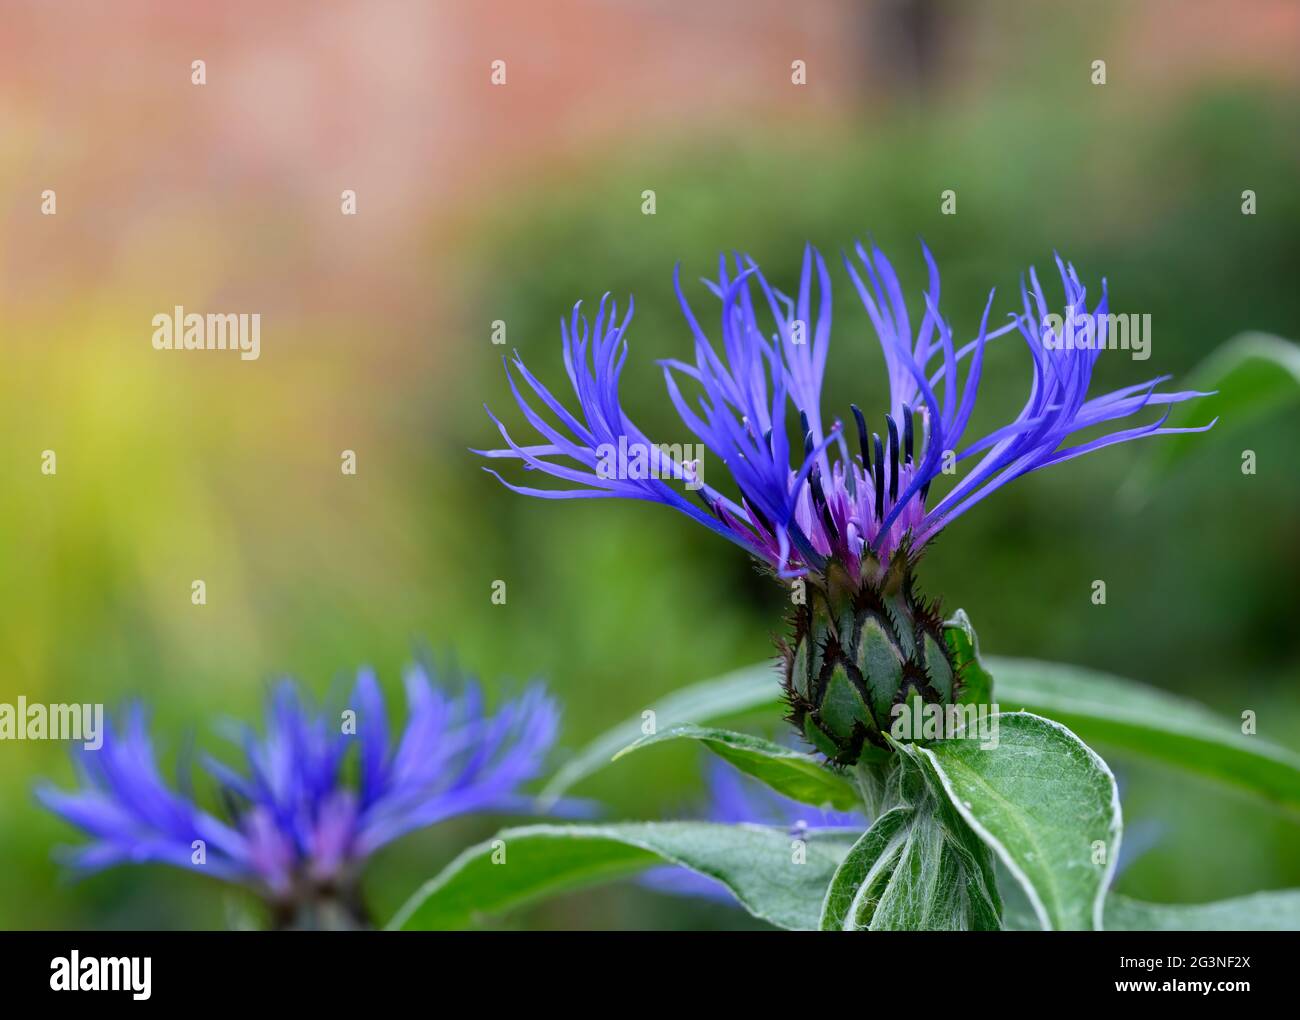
[781,553,960,765]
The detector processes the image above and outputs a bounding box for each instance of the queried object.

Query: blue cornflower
[37,664,559,928]
[479,241,1214,765]
[479,242,1212,578]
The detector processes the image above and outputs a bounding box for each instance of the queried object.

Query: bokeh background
[1,0,1297,929]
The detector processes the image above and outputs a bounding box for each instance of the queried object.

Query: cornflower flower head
[37,664,559,929]
[479,240,1213,765]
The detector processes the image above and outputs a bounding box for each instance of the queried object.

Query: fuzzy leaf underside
[820,806,914,929]
[869,806,1002,931]
[819,800,1001,931]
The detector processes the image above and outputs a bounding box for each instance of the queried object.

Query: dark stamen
[902,403,914,465]
[799,412,814,460]
[809,468,837,542]
[886,416,900,503]
[851,403,871,477]
[872,432,884,520]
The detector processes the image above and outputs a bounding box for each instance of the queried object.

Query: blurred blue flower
[37,664,559,927]
[641,760,865,902]
[480,243,1213,577]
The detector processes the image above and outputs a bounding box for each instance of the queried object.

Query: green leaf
[868,803,1002,931]
[1122,332,1300,505]
[915,711,1121,931]
[613,724,862,811]
[1104,890,1300,931]
[944,609,993,706]
[538,663,781,805]
[819,777,1002,931]
[992,656,1300,816]
[820,805,913,930]
[389,822,857,931]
